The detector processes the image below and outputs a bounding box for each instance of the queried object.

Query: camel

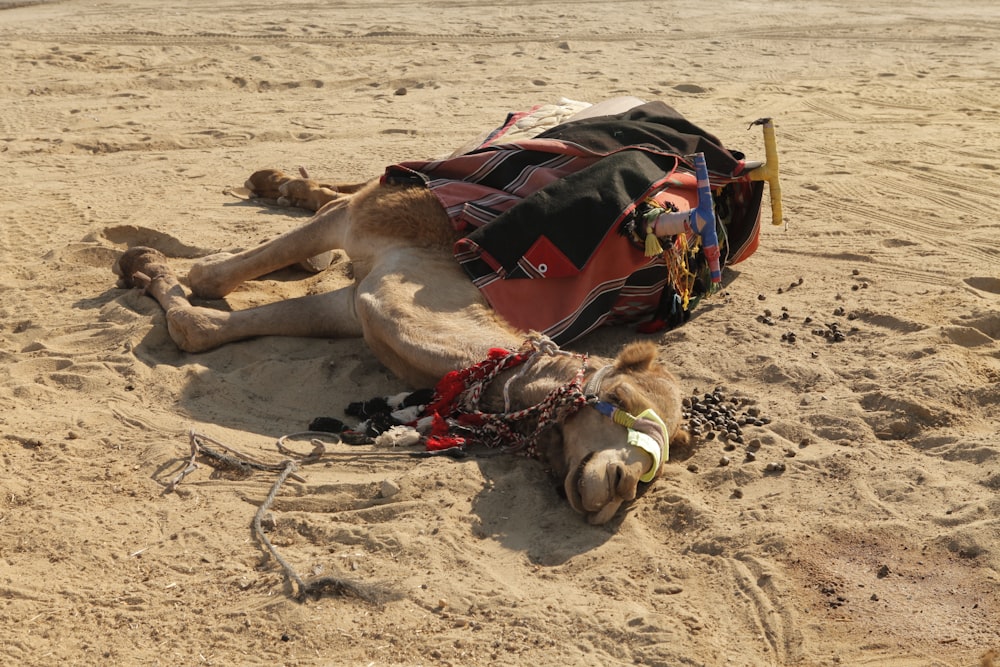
[116,98,777,524]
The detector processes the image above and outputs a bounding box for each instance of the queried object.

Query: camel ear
[613,341,658,373]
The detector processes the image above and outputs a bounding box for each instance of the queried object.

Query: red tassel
[425,435,465,451]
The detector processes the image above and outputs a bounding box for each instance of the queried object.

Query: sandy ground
[1,1,999,665]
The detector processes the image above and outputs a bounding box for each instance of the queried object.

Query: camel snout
[567,448,646,525]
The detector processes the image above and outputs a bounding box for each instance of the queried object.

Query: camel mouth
[567,451,594,515]
[567,451,623,524]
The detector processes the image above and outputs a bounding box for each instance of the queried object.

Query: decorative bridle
[421,335,668,479]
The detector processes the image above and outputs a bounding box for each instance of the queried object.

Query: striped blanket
[383,101,763,343]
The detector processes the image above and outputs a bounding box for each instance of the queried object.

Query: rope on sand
[168,429,397,603]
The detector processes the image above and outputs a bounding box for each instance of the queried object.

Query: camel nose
[610,461,637,501]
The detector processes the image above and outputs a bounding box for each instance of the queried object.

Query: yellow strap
[628,409,668,483]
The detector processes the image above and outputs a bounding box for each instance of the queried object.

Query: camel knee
[164,306,230,353]
[187,252,238,299]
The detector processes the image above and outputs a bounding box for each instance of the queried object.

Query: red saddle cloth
[383,101,763,343]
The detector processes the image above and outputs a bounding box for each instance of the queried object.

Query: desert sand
[1,0,998,665]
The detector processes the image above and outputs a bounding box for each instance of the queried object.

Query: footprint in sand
[964,276,1000,295]
[946,310,1000,346]
[102,224,215,259]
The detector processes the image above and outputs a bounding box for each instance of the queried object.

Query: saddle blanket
[383,100,763,343]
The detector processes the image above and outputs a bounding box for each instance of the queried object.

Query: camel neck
[477,351,609,413]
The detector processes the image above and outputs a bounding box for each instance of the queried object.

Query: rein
[422,335,597,457]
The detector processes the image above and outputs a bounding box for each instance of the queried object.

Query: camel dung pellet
[687,463,699,473]
[744,451,756,462]
[785,449,797,458]
[834,306,846,316]
[747,439,762,452]
[804,316,813,324]
[723,442,736,452]
[765,461,787,473]
[719,455,731,466]
[852,268,860,275]
[732,488,744,499]
[758,293,766,301]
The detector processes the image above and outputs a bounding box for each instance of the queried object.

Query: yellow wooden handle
[747,118,783,226]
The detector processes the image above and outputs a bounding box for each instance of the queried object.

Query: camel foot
[245,169,343,211]
[116,246,175,290]
[244,169,291,201]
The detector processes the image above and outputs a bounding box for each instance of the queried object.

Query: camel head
[542,341,687,525]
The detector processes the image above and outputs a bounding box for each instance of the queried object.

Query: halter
[581,359,669,483]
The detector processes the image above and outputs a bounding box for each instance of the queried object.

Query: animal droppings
[684,387,768,444]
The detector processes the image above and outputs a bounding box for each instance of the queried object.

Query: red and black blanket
[383,101,763,344]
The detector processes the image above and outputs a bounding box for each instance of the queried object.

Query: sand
[1,0,998,665]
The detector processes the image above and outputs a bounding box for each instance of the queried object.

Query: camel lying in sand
[118,172,695,525]
[117,98,764,524]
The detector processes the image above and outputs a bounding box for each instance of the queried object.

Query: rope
[167,429,397,604]
[429,335,597,457]
[252,460,307,595]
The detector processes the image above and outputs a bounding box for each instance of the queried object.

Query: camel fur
[116,169,689,525]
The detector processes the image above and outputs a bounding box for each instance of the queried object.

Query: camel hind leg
[188,180,454,300]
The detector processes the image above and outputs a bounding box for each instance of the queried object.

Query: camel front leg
[168,287,363,350]
[187,196,354,299]
[117,246,363,352]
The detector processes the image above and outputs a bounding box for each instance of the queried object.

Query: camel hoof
[116,246,172,288]
[245,168,289,199]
